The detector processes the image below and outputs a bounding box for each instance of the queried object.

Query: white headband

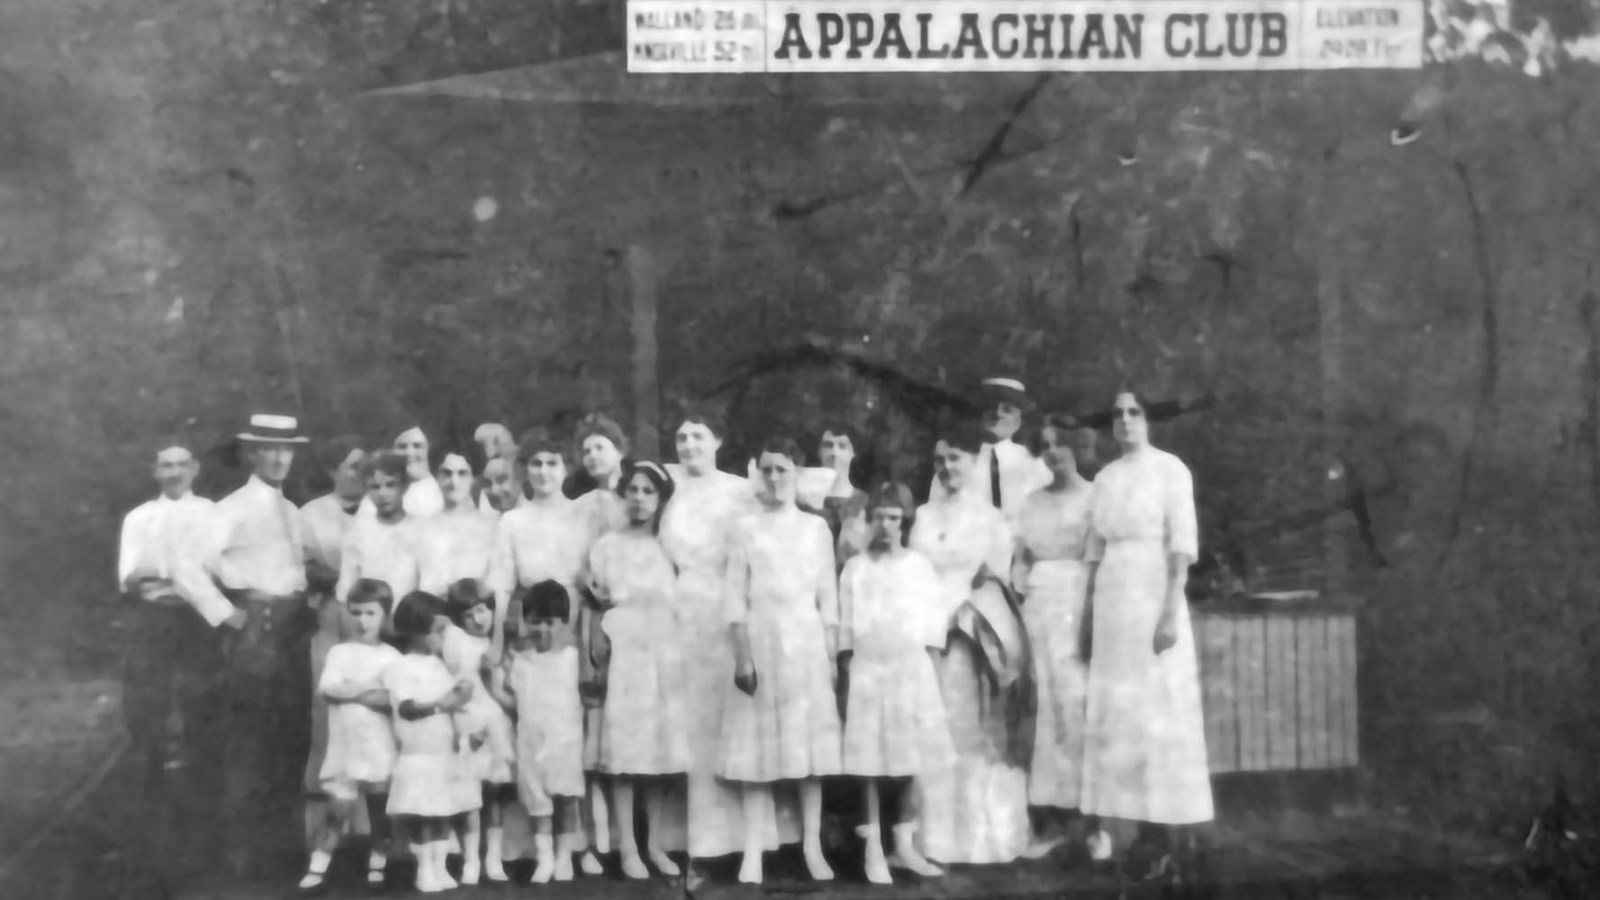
[982,377,1026,393]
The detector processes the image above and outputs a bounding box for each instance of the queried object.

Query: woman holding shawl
[908,421,1033,866]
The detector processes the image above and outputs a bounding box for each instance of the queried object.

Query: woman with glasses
[1079,389,1213,878]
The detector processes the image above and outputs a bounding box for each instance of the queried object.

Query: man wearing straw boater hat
[932,377,1052,529]
[210,412,315,880]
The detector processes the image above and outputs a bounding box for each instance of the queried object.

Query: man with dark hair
[117,438,240,873]
[210,413,316,881]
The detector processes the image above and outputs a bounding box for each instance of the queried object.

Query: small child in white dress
[489,580,587,883]
[299,578,402,890]
[381,591,484,894]
[441,578,516,883]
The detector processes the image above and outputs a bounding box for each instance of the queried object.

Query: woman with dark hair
[569,412,631,859]
[802,422,872,570]
[1078,388,1212,877]
[571,413,631,536]
[485,430,599,872]
[656,407,792,877]
[721,436,843,884]
[1013,413,1096,858]
[421,446,497,595]
[583,459,688,878]
[908,420,1031,865]
[300,435,370,848]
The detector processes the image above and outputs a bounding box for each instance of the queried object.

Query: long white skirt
[1024,559,1090,809]
[1080,540,1214,824]
[916,580,1030,865]
[648,568,799,858]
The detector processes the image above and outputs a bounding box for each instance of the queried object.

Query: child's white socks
[483,825,508,882]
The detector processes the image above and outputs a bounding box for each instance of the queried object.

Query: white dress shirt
[116,492,236,627]
[301,492,361,574]
[213,475,309,596]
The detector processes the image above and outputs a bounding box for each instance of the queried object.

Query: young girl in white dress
[440,578,515,884]
[721,436,843,885]
[837,482,954,884]
[299,578,401,891]
[380,591,483,894]
[336,451,428,607]
[584,459,689,879]
[489,580,587,883]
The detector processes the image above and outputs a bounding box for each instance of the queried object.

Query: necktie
[989,445,1003,509]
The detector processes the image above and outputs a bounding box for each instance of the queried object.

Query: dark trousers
[120,599,230,867]
[219,591,315,875]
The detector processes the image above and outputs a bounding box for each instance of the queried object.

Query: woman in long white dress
[585,459,690,879]
[1080,389,1213,878]
[656,410,795,878]
[721,437,842,885]
[425,448,512,884]
[908,422,1032,866]
[1012,414,1096,858]
[569,414,630,872]
[485,432,598,872]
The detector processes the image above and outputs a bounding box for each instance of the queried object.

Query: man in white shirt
[212,413,314,880]
[117,439,241,864]
[929,377,1052,528]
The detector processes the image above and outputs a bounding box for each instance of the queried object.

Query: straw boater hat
[979,377,1037,413]
[236,413,309,444]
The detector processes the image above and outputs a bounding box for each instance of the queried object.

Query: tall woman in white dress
[908,421,1031,865]
[721,437,842,885]
[656,409,793,877]
[1079,389,1213,877]
[421,447,496,592]
[1012,414,1096,858]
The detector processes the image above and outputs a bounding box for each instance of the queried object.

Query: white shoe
[459,855,481,886]
[1088,829,1114,861]
[531,834,556,884]
[579,850,605,876]
[1020,834,1066,860]
[554,849,574,882]
[889,823,944,877]
[367,852,387,886]
[620,850,650,880]
[737,850,763,884]
[803,842,834,881]
[296,871,325,891]
[648,846,680,876]
[482,854,508,882]
[863,839,892,885]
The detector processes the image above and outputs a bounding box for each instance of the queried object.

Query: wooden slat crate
[1194,605,1360,774]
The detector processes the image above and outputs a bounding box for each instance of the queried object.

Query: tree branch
[960,73,1054,196]
[1436,159,1500,563]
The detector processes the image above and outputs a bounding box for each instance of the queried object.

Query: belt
[223,588,310,634]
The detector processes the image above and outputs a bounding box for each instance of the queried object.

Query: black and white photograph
[2,1,1599,898]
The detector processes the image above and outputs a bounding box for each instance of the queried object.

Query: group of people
[116,376,1215,893]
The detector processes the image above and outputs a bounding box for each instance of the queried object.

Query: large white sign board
[627,0,1425,73]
